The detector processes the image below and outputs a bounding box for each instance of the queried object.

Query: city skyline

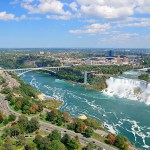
[0,0,150,48]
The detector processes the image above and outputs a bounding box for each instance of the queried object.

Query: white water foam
[104,122,117,134]
[122,119,150,149]
[104,77,150,105]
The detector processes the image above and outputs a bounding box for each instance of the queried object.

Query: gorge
[22,69,150,149]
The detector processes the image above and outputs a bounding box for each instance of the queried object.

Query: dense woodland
[0,54,60,69]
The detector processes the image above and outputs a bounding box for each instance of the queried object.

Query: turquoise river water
[22,71,150,149]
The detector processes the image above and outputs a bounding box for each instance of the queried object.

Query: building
[85,59,93,65]
[108,50,114,57]
[116,55,121,63]
[123,57,129,64]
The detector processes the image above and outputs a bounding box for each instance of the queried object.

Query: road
[1,99,118,150]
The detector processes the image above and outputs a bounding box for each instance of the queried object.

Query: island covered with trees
[55,65,134,91]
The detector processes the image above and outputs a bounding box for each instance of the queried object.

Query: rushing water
[22,70,150,149]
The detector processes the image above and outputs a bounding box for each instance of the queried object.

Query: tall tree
[48,130,61,141]
[61,134,71,146]
[84,127,94,138]
[50,140,66,150]
[16,135,26,146]
[17,115,29,133]
[27,118,39,133]
[25,142,36,150]
[67,138,81,150]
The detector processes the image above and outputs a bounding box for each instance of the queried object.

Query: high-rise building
[108,50,114,57]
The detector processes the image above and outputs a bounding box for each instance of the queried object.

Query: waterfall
[104,77,150,105]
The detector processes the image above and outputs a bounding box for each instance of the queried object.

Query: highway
[2,99,118,150]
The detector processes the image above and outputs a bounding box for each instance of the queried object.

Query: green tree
[1,87,11,94]
[84,127,94,138]
[16,135,26,146]
[9,97,16,106]
[10,125,20,137]
[22,105,29,114]
[25,142,36,150]
[48,130,61,141]
[27,118,39,133]
[84,118,102,129]
[46,109,60,123]
[114,135,128,150]
[5,93,13,101]
[50,140,66,150]
[3,118,9,125]
[61,134,71,146]
[17,115,29,133]
[56,116,63,126]
[2,137,13,150]
[8,114,16,122]
[67,138,80,150]
[83,142,95,150]
[75,120,86,133]
[33,135,43,148]
[37,137,51,150]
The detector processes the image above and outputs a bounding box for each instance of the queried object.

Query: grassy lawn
[25,137,34,142]
[37,129,50,136]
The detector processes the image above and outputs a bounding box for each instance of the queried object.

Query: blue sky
[0,0,150,48]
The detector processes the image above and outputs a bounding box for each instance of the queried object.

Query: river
[21,70,150,149]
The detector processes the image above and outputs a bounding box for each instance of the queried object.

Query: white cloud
[0,11,39,21]
[118,18,150,27]
[0,11,16,21]
[46,14,71,20]
[136,0,150,14]
[70,2,78,12]
[76,0,135,19]
[69,23,111,34]
[101,33,139,42]
[22,0,71,16]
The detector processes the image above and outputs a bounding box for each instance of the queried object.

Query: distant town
[1,49,149,69]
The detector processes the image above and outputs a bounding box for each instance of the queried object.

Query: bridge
[1,66,96,84]
[2,66,70,77]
